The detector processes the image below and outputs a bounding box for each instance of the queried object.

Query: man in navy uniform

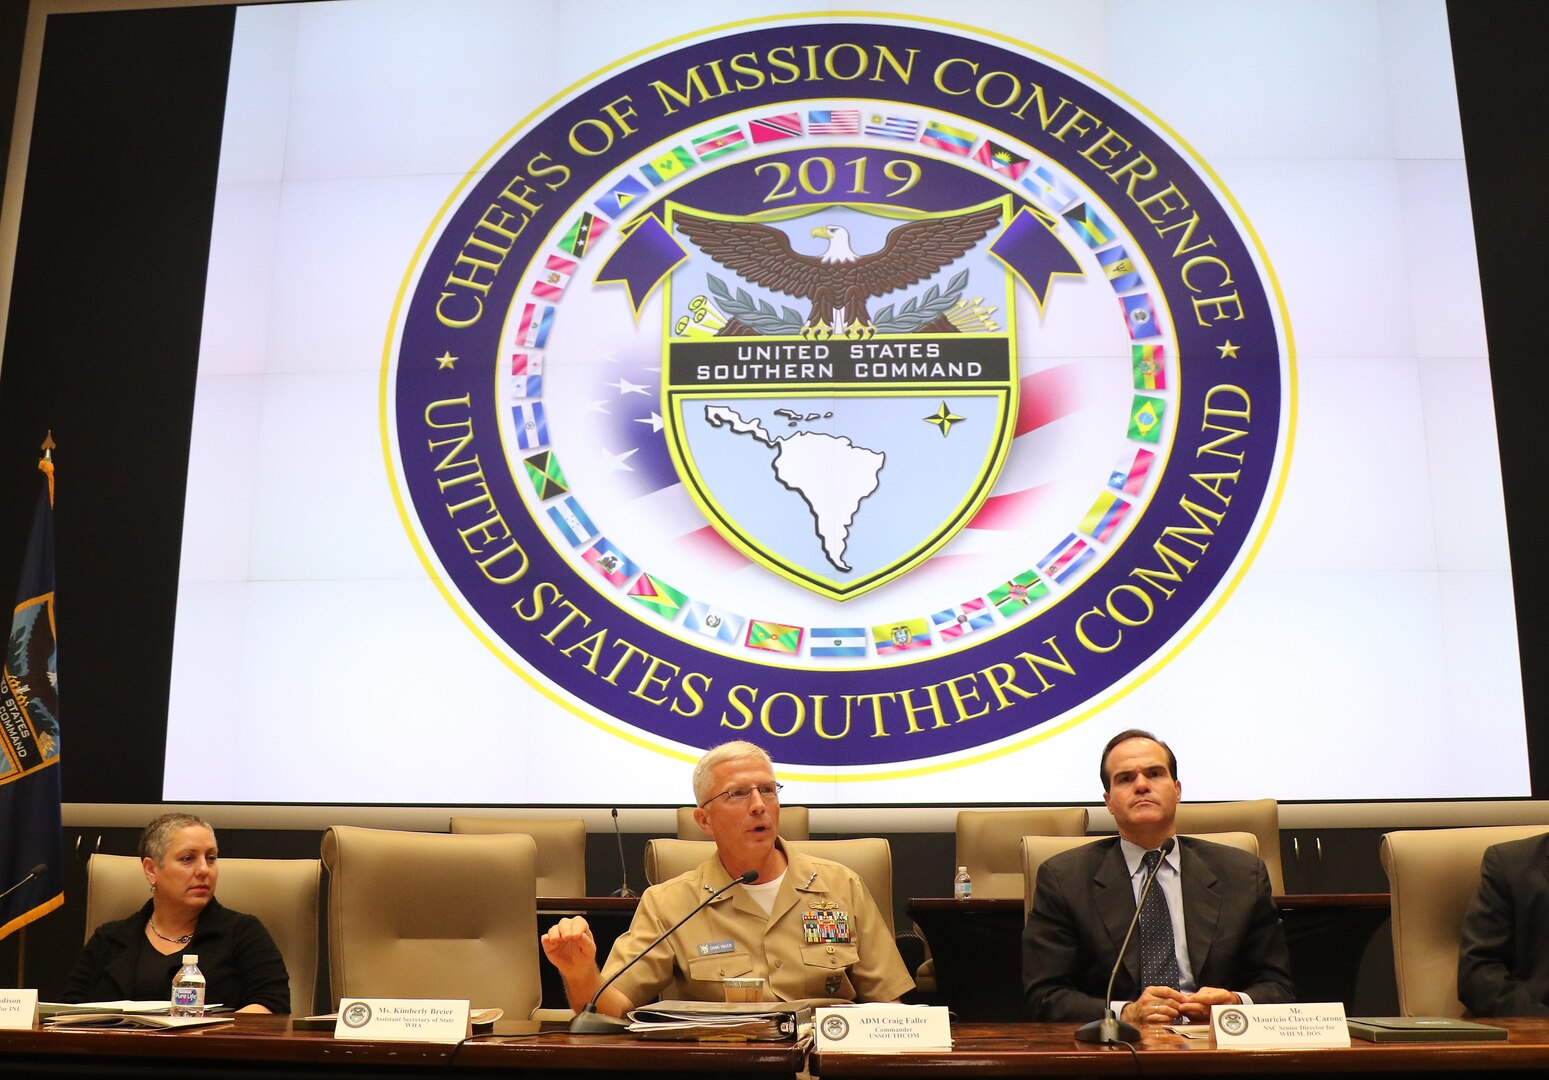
[541,741,911,1015]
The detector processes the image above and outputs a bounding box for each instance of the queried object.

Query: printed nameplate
[815,1005,951,1052]
[1212,1002,1348,1048]
[0,990,38,1030]
[334,998,470,1043]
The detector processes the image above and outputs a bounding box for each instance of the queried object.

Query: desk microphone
[1074,836,1175,1045]
[570,868,758,1034]
[609,808,637,899]
[0,863,48,903]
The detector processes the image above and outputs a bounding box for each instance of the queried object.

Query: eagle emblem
[659,199,1019,601]
[672,205,1003,339]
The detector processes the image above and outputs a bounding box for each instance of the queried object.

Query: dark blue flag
[0,445,61,939]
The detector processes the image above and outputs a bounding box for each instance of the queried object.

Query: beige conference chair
[956,808,1090,900]
[448,816,587,896]
[1173,799,1284,895]
[85,853,320,1015]
[645,836,894,933]
[321,826,541,1020]
[911,808,1091,994]
[675,805,810,841]
[1381,824,1549,1017]
[1021,832,1261,919]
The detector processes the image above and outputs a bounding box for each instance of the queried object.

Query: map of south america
[705,405,885,572]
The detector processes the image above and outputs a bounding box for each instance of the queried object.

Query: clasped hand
[1122,985,1240,1025]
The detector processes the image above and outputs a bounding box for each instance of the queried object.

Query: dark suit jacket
[1458,832,1549,1017]
[1023,835,1295,1021]
[63,897,291,1012]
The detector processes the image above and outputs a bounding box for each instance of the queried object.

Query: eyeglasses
[700,782,783,808]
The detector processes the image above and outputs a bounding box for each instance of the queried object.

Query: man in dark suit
[1458,832,1549,1016]
[1023,729,1295,1024]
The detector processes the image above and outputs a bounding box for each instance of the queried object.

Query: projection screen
[134,0,1524,805]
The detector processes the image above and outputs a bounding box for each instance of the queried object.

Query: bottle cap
[182,954,199,964]
[958,866,967,873]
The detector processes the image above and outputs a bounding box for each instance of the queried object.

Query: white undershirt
[741,872,785,916]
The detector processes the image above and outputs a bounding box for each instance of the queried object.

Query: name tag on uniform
[696,940,736,956]
[802,909,852,943]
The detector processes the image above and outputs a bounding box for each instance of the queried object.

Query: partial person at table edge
[1022,729,1295,1025]
[541,740,913,1017]
[63,812,290,1013]
[1458,830,1549,1017]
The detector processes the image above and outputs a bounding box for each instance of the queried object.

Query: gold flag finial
[39,430,55,505]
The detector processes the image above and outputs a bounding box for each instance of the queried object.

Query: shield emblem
[661,198,1018,601]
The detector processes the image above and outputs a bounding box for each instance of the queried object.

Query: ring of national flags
[502,100,1172,661]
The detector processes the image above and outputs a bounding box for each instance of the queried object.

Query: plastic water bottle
[953,865,972,900]
[171,954,206,1016]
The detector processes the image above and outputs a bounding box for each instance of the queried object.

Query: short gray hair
[139,813,215,863]
[692,741,773,805]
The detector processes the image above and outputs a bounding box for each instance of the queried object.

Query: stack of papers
[40,1000,231,1030]
[627,998,842,1041]
[41,1000,174,1017]
[46,1013,232,1030]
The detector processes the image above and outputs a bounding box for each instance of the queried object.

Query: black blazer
[1022,835,1296,1021]
[64,897,291,1012]
[1458,832,1549,1017]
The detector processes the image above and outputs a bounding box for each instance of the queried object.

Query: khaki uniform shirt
[601,843,913,1006]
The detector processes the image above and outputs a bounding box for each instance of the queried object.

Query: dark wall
[1451,0,1549,796]
[0,3,24,212]
[0,4,235,802]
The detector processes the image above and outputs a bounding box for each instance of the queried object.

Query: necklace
[149,919,193,945]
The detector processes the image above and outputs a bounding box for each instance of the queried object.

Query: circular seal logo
[342,1001,373,1029]
[820,1013,851,1041]
[1217,1008,1249,1036]
[385,15,1291,774]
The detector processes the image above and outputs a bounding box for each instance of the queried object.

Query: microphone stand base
[568,1007,632,1034]
[1074,1015,1139,1044]
[611,886,639,898]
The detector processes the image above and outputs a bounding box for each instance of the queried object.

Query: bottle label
[172,986,203,1008]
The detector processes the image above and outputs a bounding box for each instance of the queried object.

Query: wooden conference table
[0,1012,806,1079]
[811,1018,1549,1077]
[5,1015,1549,1079]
